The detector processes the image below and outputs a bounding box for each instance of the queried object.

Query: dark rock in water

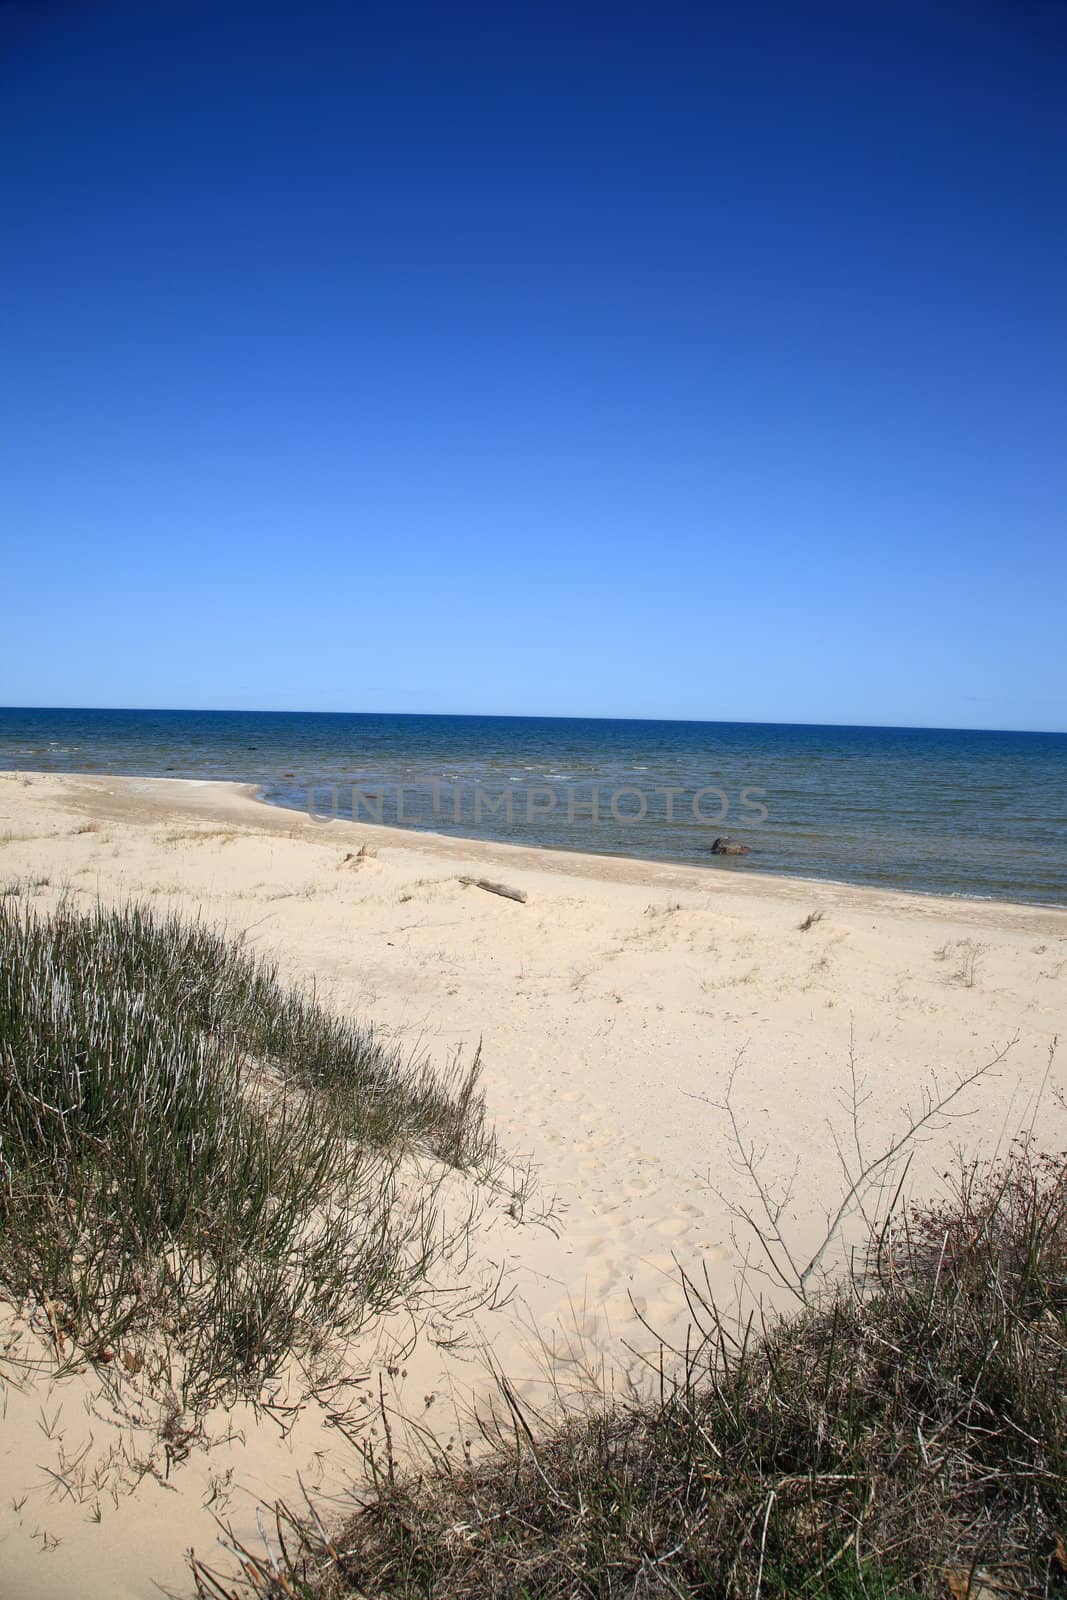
[711,836,749,856]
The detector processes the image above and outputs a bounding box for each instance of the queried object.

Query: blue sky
[2,1,1065,730]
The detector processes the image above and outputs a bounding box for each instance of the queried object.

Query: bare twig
[702,1035,1015,1301]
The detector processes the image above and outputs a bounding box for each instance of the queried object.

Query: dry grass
[195,1142,1067,1599]
[934,942,985,989]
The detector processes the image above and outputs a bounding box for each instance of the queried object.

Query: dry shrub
[197,1143,1067,1599]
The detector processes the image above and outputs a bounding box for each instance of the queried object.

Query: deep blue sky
[2,1,1065,730]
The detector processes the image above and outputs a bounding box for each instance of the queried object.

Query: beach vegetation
[195,1137,1067,1599]
[0,897,500,1425]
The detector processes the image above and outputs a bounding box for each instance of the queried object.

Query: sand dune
[1,771,1064,1599]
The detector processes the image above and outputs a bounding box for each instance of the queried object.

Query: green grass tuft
[0,896,498,1419]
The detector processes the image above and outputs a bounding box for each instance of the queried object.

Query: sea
[2,708,1066,906]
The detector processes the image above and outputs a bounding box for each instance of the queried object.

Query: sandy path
[1,772,1064,1599]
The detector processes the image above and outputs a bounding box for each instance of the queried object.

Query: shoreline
[4,707,1065,910]
[10,766,1067,926]
[257,786,1067,915]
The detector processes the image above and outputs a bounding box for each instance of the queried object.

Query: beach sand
[1,771,1065,1599]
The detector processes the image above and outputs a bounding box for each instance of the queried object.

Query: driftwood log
[458,875,528,904]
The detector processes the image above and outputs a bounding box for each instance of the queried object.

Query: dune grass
[196,1142,1067,1599]
[0,896,498,1419]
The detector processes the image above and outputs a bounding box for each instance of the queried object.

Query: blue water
[2,708,1066,905]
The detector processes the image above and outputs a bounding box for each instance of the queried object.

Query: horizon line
[2,705,1064,738]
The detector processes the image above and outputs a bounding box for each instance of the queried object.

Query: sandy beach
[1,770,1065,1600]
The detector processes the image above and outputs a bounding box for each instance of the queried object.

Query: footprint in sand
[652,1215,695,1240]
[641,1251,684,1275]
